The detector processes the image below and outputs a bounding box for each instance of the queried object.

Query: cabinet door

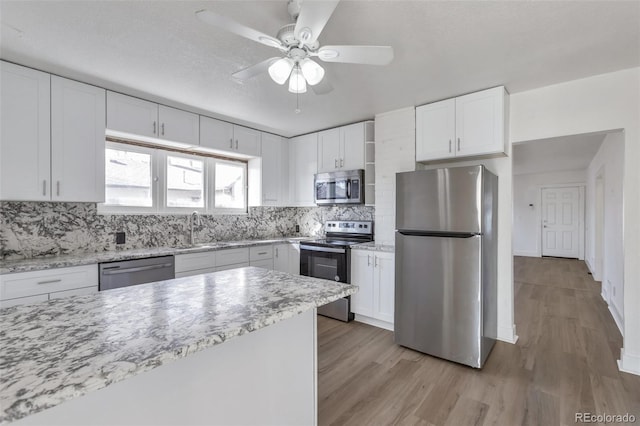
[250,258,274,270]
[415,98,455,162]
[350,250,375,317]
[234,125,261,156]
[288,243,300,275]
[317,128,340,172]
[51,76,106,202]
[0,61,51,201]
[158,105,199,146]
[289,133,317,206]
[340,123,365,170]
[374,253,395,324]
[106,91,158,138]
[261,133,287,205]
[454,87,505,157]
[200,116,234,151]
[273,244,290,273]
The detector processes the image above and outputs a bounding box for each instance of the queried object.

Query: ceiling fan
[195,0,394,95]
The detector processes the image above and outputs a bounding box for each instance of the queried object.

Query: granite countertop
[0,267,357,424]
[351,242,395,253]
[0,237,310,275]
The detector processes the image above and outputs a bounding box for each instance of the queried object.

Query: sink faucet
[189,211,201,246]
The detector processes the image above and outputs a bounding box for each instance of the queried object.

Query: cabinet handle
[340,158,344,167]
[38,279,62,285]
[153,121,157,135]
[457,138,461,151]
[235,139,239,150]
[334,159,338,168]
[56,181,60,196]
[229,138,233,148]
[161,123,165,136]
[449,139,452,153]
[257,251,267,255]
[374,255,378,267]
[275,248,279,258]
[367,254,371,266]
[42,180,47,196]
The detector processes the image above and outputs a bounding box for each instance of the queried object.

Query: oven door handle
[300,245,346,254]
[346,179,351,199]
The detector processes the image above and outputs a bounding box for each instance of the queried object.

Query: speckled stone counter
[0,267,357,424]
[351,242,395,253]
[0,237,309,275]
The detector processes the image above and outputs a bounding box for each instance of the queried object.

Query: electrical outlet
[295,225,300,233]
[115,232,126,245]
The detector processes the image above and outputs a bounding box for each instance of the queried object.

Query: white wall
[586,131,624,332]
[513,170,586,257]
[374,107,416,245]
[510,67,640,375]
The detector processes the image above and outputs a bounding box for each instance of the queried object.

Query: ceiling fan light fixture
[300,58,325,85]
[268,57,294,85]
[288,66,307,93]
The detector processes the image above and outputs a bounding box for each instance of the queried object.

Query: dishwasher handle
[101,263,173,275]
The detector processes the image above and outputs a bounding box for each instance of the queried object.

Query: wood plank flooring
[317,256,640,425]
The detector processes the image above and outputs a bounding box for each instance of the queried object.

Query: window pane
[167,155,204,208]
[105,148,152,207]
[215,162,245,209]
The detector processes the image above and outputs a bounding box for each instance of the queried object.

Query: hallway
[317,257,640,425]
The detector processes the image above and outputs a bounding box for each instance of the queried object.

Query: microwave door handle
[346,179,351,198]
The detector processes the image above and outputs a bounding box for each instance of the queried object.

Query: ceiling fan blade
[196,9,285,51]
[311,78,333,95]
[294,0,340,45]
[317,45,394,65]
[232,57,280,81]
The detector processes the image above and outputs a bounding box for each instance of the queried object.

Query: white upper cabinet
[0,61,51,201]
[261,133,289,205]
[289,133,317,206]
[416,86,507,162]
[317,127,341,172]
[416,98,456,161]
[200,116,261,156]
[233,125,261,157]
[107,91,158,138]
[51,76,106,202]
[158,105,199,146]
[317,122,366,173]
[107,92,199,146]
[200,116,234,151]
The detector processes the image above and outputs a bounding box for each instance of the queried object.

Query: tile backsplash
[0,202,374,260]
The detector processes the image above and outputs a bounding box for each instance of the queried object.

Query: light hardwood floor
[317,256,640,425]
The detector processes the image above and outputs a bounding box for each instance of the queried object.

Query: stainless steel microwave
[314,169,364,205]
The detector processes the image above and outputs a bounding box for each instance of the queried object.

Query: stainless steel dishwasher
[99,256,175,291]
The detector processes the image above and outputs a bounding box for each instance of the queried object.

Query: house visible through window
[101,141,247,214]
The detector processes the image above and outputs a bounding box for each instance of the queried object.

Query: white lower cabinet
[175,252,216,278]
[273,243,300,275]
[350,250,395,329]
[0,265,99,308]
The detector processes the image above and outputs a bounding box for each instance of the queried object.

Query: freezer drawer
[394,232,483,367]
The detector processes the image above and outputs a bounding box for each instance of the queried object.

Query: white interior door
[541,187,581,258]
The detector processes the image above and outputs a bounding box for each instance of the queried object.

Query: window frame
[98,141,248,215]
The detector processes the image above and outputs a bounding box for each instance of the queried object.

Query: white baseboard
[609,303,624,336]
[497,324,519,344]
[354,314,394,332]
[585,257,594,273]
[618,349,640,376]
[513,250,539,258]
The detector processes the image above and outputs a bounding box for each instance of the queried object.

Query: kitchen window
[100,141,247,214]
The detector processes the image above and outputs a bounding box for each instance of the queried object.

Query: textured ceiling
[513,133,606,176]
[1,1,639,137]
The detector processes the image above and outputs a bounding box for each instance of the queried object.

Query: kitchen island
[0,267,356,425]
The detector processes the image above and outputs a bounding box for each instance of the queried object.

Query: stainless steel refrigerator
[394,165,498,368]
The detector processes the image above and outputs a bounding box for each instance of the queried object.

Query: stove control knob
[358,224,363,228]
[334,275,340,282]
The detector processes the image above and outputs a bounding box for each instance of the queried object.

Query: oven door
[299,245,349,283]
